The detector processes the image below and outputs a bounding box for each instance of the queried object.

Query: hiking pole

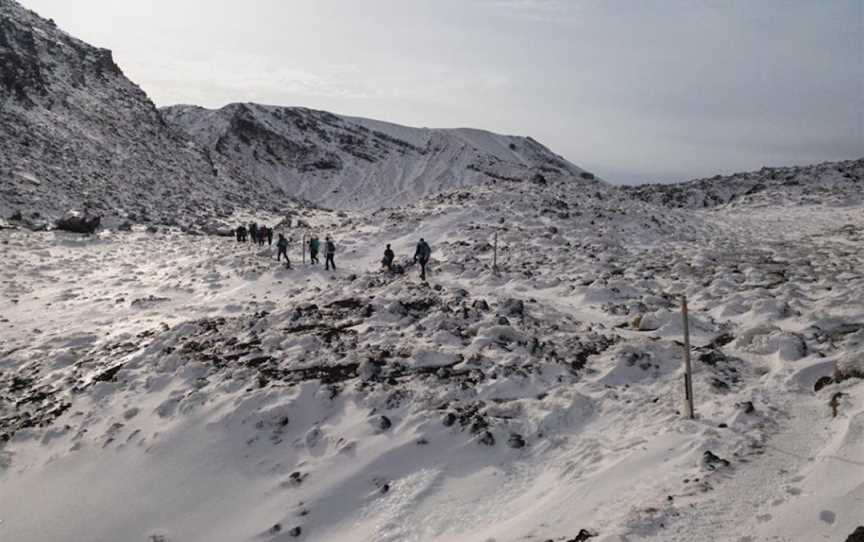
[302,233,306,265]
[682,295,695,419]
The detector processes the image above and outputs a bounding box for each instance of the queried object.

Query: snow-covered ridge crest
[624,158,864,209]
[161,102,595,210]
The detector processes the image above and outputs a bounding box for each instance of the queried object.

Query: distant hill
[623,159,864,209]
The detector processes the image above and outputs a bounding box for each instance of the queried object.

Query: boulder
[814,376,833,392]
[472,299,490,312]
[702,450,730,470]
[55,211,101,234]
[200,221,234,237]
[501,298,525,317]
[478,430,495,446]
[507,433,526,449]
[370,415,391,431]
[568,530,598,542]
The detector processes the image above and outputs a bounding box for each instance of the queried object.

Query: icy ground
[1,186,863,542]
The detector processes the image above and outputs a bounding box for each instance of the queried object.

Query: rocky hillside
[623,158,864,209]
[0,0,596,227]
[162,103,593,210]
[0,0,305,228]
[1,0,599,227]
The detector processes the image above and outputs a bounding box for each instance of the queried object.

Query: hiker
[276,234,291,268]
[236,225,246,242]
[414,238,431,281]
[309,236,320,264]
[266,227,273,246]
[382,244,395,271]
[324,236,336,271]
[249,223,258,244]
[258,227,267,246]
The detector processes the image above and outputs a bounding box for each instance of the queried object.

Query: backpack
[417,241,431,260]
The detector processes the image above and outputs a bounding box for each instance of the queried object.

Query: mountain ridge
[623,158,864,209]
[160,102,591,210]
[0,0,597,227]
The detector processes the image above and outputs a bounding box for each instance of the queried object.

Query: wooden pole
[682,295,695,419]
[493,230,498,272]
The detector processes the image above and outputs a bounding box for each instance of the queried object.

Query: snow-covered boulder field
[2,171,862,541]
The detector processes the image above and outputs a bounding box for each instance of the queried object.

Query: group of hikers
[382,238,431,280]
[286,235,336,270]
[234,222,432,280]
[235,223,273,246]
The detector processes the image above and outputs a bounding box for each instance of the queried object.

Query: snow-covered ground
[2,176,862,542]
[3,1,862,540]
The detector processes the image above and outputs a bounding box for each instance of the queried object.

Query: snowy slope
[0,0,306,228]
[2,168,862,541]
[623,158,864,209]
[162,103,592,210]
[2,0,594,226]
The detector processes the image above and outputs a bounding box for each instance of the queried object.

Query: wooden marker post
[493,230,499,273]
[682,295,695,419]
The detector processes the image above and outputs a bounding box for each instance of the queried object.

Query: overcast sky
[19,0,864,183]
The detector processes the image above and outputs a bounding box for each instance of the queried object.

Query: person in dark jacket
[249,223,258,244]
[324,236,336,271]
[277,234,291,268]
[309,236,320,265]
[414,238,431,280]
[266,227,273,246]
[236,225,246,242]
[382,244,395,271]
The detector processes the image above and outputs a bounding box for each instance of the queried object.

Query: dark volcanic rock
[814,376,833,392]
[702,450,731,470]
[371,415,392,431]
[55,212,101,234]
[565,529,598,542]
[478,431,495,446]
[507,433,526,449]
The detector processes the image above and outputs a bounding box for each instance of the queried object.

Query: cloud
[477,0,582,23]
[118,52,377,107]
